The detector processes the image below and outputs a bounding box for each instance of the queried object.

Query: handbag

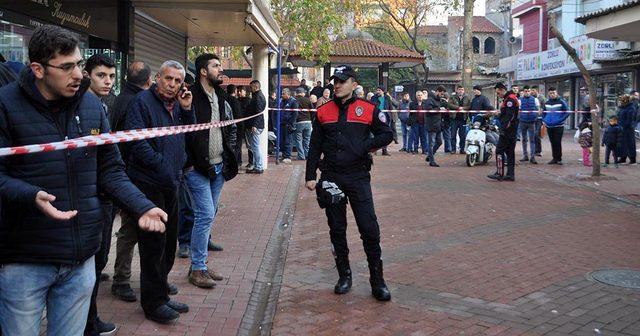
[540,124,547,138]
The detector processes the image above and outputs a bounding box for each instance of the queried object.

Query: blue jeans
[441,126,452,152]
[427,131,438,163]
[0,257,96,336]
[178,178,194,247]
[519,121,536,158]
[185,165,225,271]
[294,121,312,159]
[248,128,264,170]
[450,119,467,153]
[400,120,409,150]
[279,124,294,159]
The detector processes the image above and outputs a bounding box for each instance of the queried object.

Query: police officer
[488,83,519,181]
[305,65,393,301]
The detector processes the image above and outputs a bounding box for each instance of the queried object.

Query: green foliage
[271,0,356,63]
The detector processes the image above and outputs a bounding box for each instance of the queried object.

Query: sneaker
[168,283,179,295]
[97,318,117,336]
[487,172,502,180]
[535,153,542,157]
[530,158,537,164]
[502,175,515,182]
[603,163,609,167]
[177,245,189,258]
[519,157,529,162]
[556,161,563,165]
[166,300,189,313]
[189,270,216,288]
[246,168,264,174]
[245,165,254,171]
[145,304,179,324]
[281,158,292,163]
[399,148,406,152]
[208,241,224,251]
[547,160,557,165]
[111,284,137,302]
[429,162,439,167]
[615,163,620,168]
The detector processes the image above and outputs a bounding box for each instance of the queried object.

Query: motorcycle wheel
[466,153,478,167]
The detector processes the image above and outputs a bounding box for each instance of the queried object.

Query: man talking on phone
[124,60,195,323]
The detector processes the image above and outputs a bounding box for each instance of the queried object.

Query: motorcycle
[464,114,499,167]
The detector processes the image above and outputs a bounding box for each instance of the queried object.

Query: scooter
[464,114,499,167]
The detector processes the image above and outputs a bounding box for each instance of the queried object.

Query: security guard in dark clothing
[488,83,519,181]
[305,65,393,301]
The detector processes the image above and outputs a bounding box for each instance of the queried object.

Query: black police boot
[368,259,391,301]
[334,257,352,294]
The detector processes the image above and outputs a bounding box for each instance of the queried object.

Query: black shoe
[502,175,515,182]
[145,305,179,324]
[111,284,137,302]
[399,148,406,152]
[535,153,542,157]
[519,157,529,162]
[166,300,189,313]
[429,162,439,167]
[382,151,391,156]
[208,241,224,251]
[425,156,429,162]
[487,172,502,180]
[368,259,391,301]
[97,318,117,336]
[168,283,178,295]
[530,158,537,164]
[246,168,264,174]
[547,160,557,165]
[334,257,352,294]
[177,245,189,258]
[99,273,110,282]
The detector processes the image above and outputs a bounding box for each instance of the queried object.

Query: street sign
[394,85,404,93]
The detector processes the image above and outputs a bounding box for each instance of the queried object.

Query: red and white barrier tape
[0,113,260,158]
[269,108,597,114]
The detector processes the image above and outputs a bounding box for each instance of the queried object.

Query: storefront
[0,0,124,92]
[515,35,637,128]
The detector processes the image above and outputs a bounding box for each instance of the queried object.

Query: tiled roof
[575,0,640,23]
[447,16,504,33]
[289,38,423,60]
[417,25,448,35]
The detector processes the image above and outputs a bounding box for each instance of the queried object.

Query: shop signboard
[0,0,118,42]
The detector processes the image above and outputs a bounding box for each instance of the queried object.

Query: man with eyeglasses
[0,25,168,336]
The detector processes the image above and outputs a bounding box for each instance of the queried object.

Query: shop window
[484,37,495,54]
[473,37,480,54]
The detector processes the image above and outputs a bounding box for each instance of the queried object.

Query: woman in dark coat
[617,94,637,164]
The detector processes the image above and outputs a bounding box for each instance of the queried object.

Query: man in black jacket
[425,87,447,167]
[305,65,393,302]
[226,84,244,167]
[246,80,266,173]
[124,60,194,323]
[0,25,167,335]
[185,53,238,289]
[110,61,154,303]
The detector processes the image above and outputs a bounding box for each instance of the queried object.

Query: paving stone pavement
[79,135,640,336]
[270,136,640,336]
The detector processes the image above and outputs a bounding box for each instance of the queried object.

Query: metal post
[275,46,282,165]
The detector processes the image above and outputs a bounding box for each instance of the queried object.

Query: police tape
[269,108,598,114]
[0,113,261,158]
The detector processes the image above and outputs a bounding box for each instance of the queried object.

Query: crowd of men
[0,25,268,335]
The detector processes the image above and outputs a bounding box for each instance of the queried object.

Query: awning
[575,0,640,42]
[132,0,282,48]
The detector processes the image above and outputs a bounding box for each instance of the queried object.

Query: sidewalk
[88,135,640,336]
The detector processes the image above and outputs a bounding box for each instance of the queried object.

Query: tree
[461,0,474,92]
[270,0,357,63]
[371,0,461,87]
[549,25,600,176]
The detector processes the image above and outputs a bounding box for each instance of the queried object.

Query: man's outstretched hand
[138,207,168,233]
[35,191,78,220]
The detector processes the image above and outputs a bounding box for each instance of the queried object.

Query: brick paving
[83,134,640,336]
[270,135,640,336]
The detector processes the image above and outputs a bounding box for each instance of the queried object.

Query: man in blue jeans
[294,88,313,160]
[280,88,298,163]
[447,85,471,154]
[246,79,267,173]
[0,25,167,335]
[185,53,238,289]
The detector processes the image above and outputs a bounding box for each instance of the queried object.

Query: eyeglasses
[43,59,86,74]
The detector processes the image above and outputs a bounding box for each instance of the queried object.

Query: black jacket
[310,86,324,99]
[246,90,266,129]
[0,70,155,264]
[109,82,145,160]
[470,94,494,112]
[603,124,623,147]
[124,84,195,189]
[425,94,444,132]
[306,97,393,181]
[296,95,313,122]
[498,90,520,137]
[186,82,238,181]
[408,100,427,126]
